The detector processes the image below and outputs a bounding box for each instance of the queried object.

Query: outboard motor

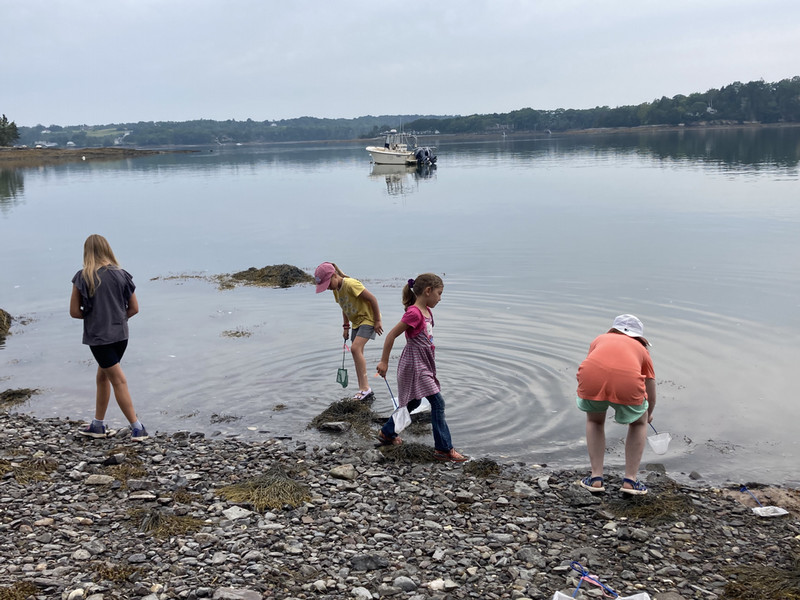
[414,147,437,165]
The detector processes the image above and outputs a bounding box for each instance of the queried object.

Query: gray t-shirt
[72,266,136,346]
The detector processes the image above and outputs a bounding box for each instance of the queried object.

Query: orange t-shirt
[576,332,655,406]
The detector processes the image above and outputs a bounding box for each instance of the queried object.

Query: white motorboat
[366,130,436,166]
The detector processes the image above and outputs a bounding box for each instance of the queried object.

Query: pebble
[1,411,798,600]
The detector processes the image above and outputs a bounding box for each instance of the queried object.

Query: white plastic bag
[752,505,789,517]
[410,397,431,414]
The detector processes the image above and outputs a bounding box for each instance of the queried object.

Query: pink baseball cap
[314,262,335,293]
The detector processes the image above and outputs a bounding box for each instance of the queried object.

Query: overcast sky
[3,0,800,127]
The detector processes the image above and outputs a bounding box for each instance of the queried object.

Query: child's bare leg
[624,413,648,484]
[585,411,606,485]
[101,363,138,424]
[94,367,112,420]
[350,336,369,391]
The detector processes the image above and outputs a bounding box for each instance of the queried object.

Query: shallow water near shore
[2,128,799,487]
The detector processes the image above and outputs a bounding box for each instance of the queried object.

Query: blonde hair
[81,234,120,297]
[402,273,443,309]
[329,262,348,278]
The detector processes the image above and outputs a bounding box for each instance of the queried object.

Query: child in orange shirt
[576,314,656,495]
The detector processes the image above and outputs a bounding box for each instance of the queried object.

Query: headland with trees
[2,76,800,151]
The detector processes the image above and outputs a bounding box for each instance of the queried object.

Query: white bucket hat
[611,314,649,346]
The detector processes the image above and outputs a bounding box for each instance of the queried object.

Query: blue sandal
[578,476,605,492]
[621,478,648,495]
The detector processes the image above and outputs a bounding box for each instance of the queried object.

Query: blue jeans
[381,392,453,452]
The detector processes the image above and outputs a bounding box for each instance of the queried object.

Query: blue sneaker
[130,424,149,442]
[79,421,107,439]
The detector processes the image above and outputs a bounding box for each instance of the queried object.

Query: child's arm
[126,292,139,319]
[358,288,383,335]
[69,285,83,319]
[645,378,656,421]
[341,310,350,340]
[376,320,408,377]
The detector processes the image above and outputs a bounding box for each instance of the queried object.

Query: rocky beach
[1,407,799,600]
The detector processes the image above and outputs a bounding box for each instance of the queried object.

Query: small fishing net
[337,342,348,388]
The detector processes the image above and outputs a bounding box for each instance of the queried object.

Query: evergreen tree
[0,114,20,146]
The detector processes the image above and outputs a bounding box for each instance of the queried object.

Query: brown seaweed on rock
[151,264,315,290]
[463,457,502,477]
[377,442,438,464]
[0,308,11,340]
[216,264,314,290]
[309,397,377,437]
[607,487,696,524]
[0,388,38,409]
[129,508,206,538]
[0,580,38,600]
[723,547,800,600]
[218,466,311,511]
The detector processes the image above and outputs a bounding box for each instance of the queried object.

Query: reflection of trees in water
[578,127,800,171]
[0,169,25,212]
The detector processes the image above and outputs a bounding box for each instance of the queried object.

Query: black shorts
[90,340,128,369]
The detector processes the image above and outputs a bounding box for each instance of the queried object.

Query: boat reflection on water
[368,163,437,196]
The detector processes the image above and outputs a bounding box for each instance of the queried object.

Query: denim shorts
[90,339,128,369]
[351,325,377,341]
[576,397,649,424]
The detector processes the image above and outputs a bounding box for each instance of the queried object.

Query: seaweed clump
[378,442,438,464]
[0,388,38,410]
[104,447,147,488]
[309,398,377,437]
[129,508,206,539]
[463,457,502,478]
[2,451,58,485]
[14,455,58,484]
[723,550,800,600]
[217,264,314,290]
[607,490,695,524]
[217,466,311,511]
[92,561,141,583]
[0,308,11,340]
[0,581,39,600]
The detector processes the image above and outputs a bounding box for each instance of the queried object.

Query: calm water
[2,127,799,487]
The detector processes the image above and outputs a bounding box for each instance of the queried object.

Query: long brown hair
[81,234,120,297]
[402,273,443,309]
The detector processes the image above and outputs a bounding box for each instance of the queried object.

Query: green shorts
[576,397,649,425]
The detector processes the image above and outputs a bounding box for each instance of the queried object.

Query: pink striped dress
[397,306,440,407]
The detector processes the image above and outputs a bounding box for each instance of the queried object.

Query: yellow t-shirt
[333,277,376,329]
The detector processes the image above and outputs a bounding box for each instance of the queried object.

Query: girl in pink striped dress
[375,273,468,462]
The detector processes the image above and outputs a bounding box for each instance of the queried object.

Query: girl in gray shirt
[70,234,148,441]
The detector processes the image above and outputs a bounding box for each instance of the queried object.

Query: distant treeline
[13,77,800,148]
